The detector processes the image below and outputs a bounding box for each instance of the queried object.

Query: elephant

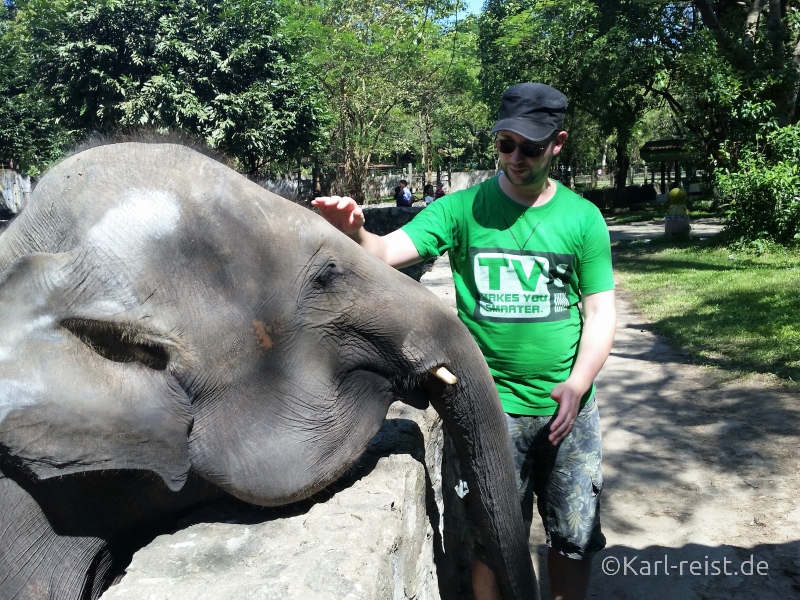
[0,141,537,600]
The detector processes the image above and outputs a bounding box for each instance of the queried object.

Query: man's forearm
[568,325,615,395]
[350,228,423,269]
[347,227,391,263]
[567,291,616,395]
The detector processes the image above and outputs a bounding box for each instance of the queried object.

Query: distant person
[423,183,435,205]
[393,185,409,207]
[398,179,412,206]
[434,183,446,199]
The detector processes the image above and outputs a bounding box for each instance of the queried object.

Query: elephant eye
[312,259,344,289]
[61,318,169,371]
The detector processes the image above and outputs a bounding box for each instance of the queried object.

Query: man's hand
[311,195,365,236]
[311,196,421,268]
[548,381,583,445]
[548,289,616,446]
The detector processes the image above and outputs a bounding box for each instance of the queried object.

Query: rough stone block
[100,405,462,600]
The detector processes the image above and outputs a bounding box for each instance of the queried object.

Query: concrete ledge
[101,404,470,600]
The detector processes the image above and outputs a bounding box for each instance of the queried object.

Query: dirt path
[576,290,800,599]
[605,217,725,242]
[586,218,800,598]
[420,229,800,599]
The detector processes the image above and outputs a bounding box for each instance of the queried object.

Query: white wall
[366,170,497,198]
[447,170,498,193]
[260,170,498,202]
[258,174,304,200]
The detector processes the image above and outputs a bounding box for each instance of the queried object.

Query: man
[312,82,615,600]
[398,179,412,206]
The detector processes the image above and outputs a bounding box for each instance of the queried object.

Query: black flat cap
[491,82,568,142]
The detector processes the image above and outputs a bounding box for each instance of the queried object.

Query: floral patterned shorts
[470,397,606,561]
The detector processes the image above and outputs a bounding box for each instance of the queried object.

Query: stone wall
[360,206,424,235]
[100,404,473,600]
[360,205,437,282]
[0,169,32,217]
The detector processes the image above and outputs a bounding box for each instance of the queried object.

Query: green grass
[613,237,800,385]
[609,200,721,224]
[609,206,666,224]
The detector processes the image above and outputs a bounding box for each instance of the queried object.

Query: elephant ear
[0,252,193,491]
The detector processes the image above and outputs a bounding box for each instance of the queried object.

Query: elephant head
[0,142,536,599]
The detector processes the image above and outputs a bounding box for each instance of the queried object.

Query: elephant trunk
[406,308,539,600]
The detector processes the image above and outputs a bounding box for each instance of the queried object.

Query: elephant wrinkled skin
[0,142,537,600]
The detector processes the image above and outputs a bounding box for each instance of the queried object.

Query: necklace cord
[502,218,539,251]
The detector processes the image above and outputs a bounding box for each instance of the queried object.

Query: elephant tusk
[429,366,458,385]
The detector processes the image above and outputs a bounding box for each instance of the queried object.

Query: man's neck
[499,174,557,207]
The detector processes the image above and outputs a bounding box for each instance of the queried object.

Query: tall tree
[0,3,69,174]
[14,0,326,175]
[692,0,800,125]
[284,0,464,202]
[478,0,692,188]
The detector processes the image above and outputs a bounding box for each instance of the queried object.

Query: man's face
[496,130,564,188]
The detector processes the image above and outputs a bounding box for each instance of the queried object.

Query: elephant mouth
[340,357,458,416]
[0,461,220,538]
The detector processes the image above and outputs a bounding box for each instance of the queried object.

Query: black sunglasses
[495,137,550,158]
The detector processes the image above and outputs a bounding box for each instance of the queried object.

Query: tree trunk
[614,136,630,190]
[790,35,800,124]
[425,110,433,188]
[313,158,321,197]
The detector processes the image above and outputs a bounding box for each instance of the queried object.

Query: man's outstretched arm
[312,195,422,268]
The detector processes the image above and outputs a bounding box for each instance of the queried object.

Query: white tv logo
[474,252,566,319]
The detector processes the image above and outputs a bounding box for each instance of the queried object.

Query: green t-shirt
[401,177,614,415]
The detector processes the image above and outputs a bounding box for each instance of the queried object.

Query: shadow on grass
[612,237,800,382]
[647,301,800,383]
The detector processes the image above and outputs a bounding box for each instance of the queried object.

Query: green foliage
[15,0,326,174]
[663,1,800,172]
[415,15,494,173]
[668,30,778,165]
[0,4,71,175]
[715,125,800,245]
[2,0,796,196]
[477,0,691,184]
